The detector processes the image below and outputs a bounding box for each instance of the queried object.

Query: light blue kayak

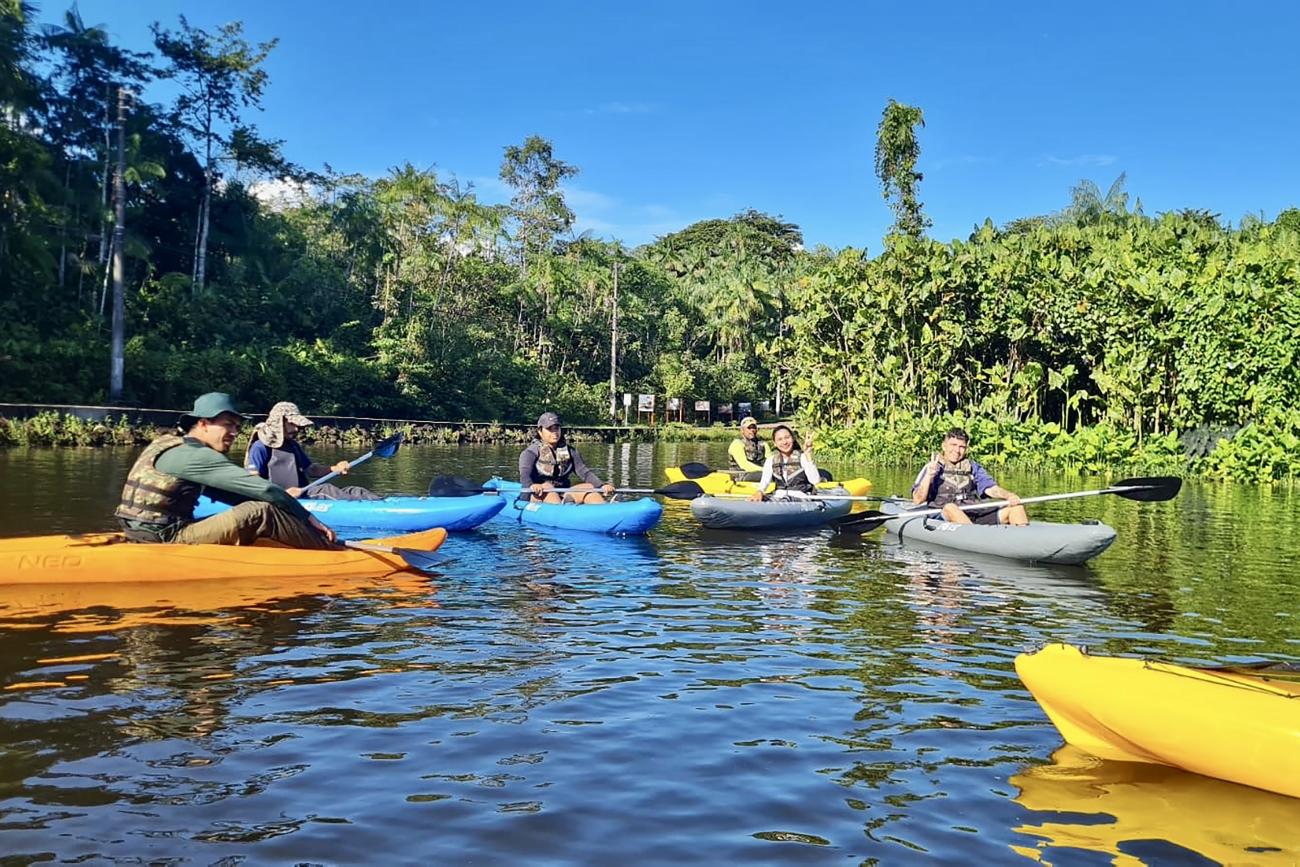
[194,494,506,535]
[482,478,662,535]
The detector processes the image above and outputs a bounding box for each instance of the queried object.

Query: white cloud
[248,176,316,211]
[1041,154,1118,168]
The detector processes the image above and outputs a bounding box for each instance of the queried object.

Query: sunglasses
[744,424,758,430]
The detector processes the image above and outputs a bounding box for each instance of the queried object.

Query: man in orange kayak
[115,392,339,547]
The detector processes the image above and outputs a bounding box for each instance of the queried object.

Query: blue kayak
[194,494,506,535]
[482,478,662,535]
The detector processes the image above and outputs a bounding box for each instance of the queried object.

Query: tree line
[1,5,1297,479]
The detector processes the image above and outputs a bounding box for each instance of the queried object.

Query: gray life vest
[929,458,977,507]
[772,448,815,494]
[532,441,574,484]
[265,447,306,490]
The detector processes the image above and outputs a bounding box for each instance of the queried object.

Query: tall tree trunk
[109,88,128,401]
[98,84,111,267]
[608,261,619,422]
[193,108,214,295]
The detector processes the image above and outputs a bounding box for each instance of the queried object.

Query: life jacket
[729,436,767,471]
[531,440,574,484]
[264,446,307,489]
[114,435,203,529]
[929,458,977,507]
[772,448,815,494]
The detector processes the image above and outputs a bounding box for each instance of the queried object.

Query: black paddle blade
[678,462,713,480]
[427,474,484,497]
[656,480,706,500]
[392,546,441,572]
[1112,476,1182,502]
[832,510,890,535]
[374,432,405,459]
[819,468,834,482]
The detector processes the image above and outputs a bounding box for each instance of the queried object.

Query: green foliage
[874,100,930,239]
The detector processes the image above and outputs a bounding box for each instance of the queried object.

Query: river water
[0,442,1297,863]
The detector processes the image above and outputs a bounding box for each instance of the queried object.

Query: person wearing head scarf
[245,402,381,500]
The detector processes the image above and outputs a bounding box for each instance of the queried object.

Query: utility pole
[608,260,619,423]
[108,86,128,402]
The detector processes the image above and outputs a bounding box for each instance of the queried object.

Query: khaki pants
[171,501,337,549]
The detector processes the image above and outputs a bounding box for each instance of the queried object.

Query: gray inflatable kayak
[880,502,1117,565]
[691,489,853,530]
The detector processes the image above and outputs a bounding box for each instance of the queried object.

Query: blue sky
[54,1,1300,251]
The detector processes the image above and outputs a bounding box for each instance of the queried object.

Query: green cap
[179,392,245,426]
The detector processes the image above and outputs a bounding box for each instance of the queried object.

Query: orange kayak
[0,527,448,584]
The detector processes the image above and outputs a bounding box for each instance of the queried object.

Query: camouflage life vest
[114,435,203,529]
[929,458,977,507]
[532,441,574,484]
[729,435,767,471]
[772,447,815,494]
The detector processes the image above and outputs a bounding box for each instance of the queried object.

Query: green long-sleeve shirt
[155,438,313,524]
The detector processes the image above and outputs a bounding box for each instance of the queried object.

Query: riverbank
[0,408,740,449]
[4,405,1297,483]
[814,410,1300,483]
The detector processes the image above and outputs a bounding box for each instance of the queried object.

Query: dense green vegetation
[0,4,1297,479]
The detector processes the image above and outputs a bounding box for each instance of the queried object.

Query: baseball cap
[179,392,244,426]
[537,411,562,428]
[740,416,758,428]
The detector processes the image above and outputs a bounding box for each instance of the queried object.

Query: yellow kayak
[664,466,872,498]
[0,527,448,585]
[1010,745,1300,864]
[1016,643,1300,799]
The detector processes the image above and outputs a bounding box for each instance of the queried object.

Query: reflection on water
[0,444,1296,861]
[1011,745,1299,864]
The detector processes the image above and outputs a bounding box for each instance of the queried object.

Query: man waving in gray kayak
[911,427,1029,525]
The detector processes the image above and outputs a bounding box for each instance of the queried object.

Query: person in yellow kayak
[748,425,822,500]
[115,392,339,547]
[727,416,769,481]
[911,427,1028,525]
[245,401,380,500]
[520,412,615,504]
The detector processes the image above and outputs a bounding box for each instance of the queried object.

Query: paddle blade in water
[656,480,706,500]
[1112,476,1182,502]
[343,540,440,572]
[373,432,404,459]
[678,462,713,480]
[832,510,890,535]
[427,475,484,498]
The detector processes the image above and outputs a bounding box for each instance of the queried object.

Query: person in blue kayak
[747,425,822,500]
[520,412,615,504]
[115,392,338,547]
[727,415,769,481]
[245,401,380,500]
[911,427,1028,525]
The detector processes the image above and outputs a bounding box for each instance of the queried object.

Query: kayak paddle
[834,476,1184,535]
[677,462,714,479]
[302,432,404,495]
[427,475,704,499]
[342,539,440,572]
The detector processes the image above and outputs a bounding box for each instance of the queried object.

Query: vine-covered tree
[874,99,930,240]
